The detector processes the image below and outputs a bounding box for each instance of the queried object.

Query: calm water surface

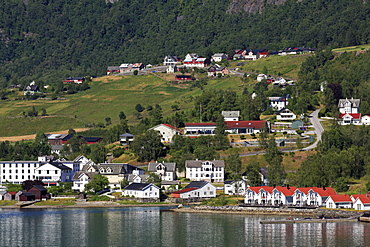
[0,207,369,247]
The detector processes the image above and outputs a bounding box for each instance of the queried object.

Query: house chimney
[323,186,326,190]
[287,184,290,190]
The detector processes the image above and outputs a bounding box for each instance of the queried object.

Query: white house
[276,108,297,121]
[184,123,216,135]
[361,115,370,125]
[224,180,247,195]
[172,181,216,198]
[150,124,181,143]
[148,162,176,181]
[244,186,274,205]
[163,55,180,66]
[122,183,160,199]
[244,49,260,61]
[338,113,362,125]
[271,186,297,206]
[268,96,289,110]
[257,74,267,82]
[325,194,352,209]
[119,133,134,145]
[222,111,240,121]
[353,196,370,210]
[185,160,224,182]
[305,187,337,207]
[183,54,210,68]
[34,163,74,186]
[211,53,228,62]
[71,171,98,192]
[0,161,46,184]
[338,98,360,114]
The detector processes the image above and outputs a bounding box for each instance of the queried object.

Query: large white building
[150,124,181,143]
[185,160,224,182]
[148,162,176,181]
[122,183,160,199]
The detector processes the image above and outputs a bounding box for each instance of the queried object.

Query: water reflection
[0,208,369,247]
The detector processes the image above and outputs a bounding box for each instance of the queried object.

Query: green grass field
[332,44,370,53]
[232,54,310,80]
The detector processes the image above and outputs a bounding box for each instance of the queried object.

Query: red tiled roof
[310,187,336,196]
[226,121,266,130]
[162,124,181,133]
[172,188,197,194]
[8,191,17,195]
[351,194,370,200]
[248,186,274,193]
[185,123,216,126]
[339,113,361,119]
[357,197,370,204]
[328,194,352,202]
[274,186,297,196]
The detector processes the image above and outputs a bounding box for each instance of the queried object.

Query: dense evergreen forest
[1,0,370,86]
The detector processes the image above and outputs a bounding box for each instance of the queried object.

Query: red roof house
[325,194,352,209]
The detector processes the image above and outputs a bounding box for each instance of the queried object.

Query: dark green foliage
[0,138,51,161]
[119,111,126,120]
[297,125,370,187]
[90,143,107,164]
[225,149,242,179]
[135,104,145,113]
[245,162,262,186]
[2,0,370,86]
[131,130,165,162]
[84,174,109,193]
[265,137,285,186]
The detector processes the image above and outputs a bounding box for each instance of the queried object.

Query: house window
[15,164,18,167]
[55,171,58,174]
[15,170,18,173]
[28,164,30,167]
[2,164,4,167]
[2,170,4,174]
[9,175,12,179]
[2,175,5,179]
[22,164,24,168]
[9,170,11,173]
[28,170,30,174]
[38,170,41,174]
[47,170,49,174]
[22,170,24,173]
[22,175,24,179]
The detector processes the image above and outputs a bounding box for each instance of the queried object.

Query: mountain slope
[0,0,369,84]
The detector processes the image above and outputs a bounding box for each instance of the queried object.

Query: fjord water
[0,207,369,247]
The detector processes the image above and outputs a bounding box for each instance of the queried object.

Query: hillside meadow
[0,54,308,137]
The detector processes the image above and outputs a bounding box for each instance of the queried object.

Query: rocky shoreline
[170,206,362,218]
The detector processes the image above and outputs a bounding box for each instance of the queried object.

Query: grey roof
[120,133,134,137]
[224,181,233,184]
[148,162,176,172]
[222,111,240,118]
[185,181,209,189]
[49,162,72,171]
[124,183,151,191]
[338,98,361,108]
[125,174,149,183]
[185,160,225,168]
[72,171,98,180]
[20,192,35,197]
[31,185,47,191]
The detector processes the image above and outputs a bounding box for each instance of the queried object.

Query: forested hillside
[0,0,370,85]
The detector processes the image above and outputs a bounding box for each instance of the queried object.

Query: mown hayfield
[235,54,310,80]
[332,44,370,53]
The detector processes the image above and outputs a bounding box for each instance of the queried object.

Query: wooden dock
[260,218,358,224]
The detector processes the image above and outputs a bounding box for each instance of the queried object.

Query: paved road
[302,109,324,151]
